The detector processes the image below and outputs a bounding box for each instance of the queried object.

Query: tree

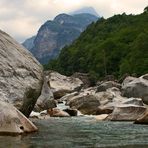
[46,9,148,80]
[144,6,148,13]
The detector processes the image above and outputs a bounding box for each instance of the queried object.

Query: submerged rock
[49,71,83,99]
[0,30,43,117]
[0,101,38,135]
[122,74,148,104]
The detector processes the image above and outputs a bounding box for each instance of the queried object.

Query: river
[0,117,148,148]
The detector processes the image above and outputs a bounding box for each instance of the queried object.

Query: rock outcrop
[0,30,43,117]
[49,71,83,99]
[122,74,148,104]
[0,101,37,135]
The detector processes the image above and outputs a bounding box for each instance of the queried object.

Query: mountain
[70,7,99,17]
[47,7,148,81]
[22,36,35,50]
[23,13,98,64]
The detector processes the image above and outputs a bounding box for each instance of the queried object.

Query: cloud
[0,0,147,42]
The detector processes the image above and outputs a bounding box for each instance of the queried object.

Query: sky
[0,0,147,43]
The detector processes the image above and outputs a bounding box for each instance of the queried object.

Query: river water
[0,117,148,148]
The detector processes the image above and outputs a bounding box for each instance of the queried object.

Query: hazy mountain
[22,36,36,50]
[70,7,99,17]
[23,13,99,64]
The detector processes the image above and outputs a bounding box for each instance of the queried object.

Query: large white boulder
[49,71,83,99]
[106,105,146,121]
[0,30,43,117]
[122,74,148,104]
[0,101,38,135]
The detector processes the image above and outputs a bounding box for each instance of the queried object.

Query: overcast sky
[0,0,147,42]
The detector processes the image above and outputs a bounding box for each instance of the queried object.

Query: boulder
[30,111,40,119]
[95,87,124,110]
[122,74,148,104]
[97,81,121,92]
[141,74,148,80]
[72,72,91,88]
[121,76,137,86]
[63,108,78,116]
[121,98,144,106]
[34,74,57,112]
[96,108,113,115]
[65,87,121,115]
[60,92,79,102]
[0,30,43,117]
[0,101,38,135]
[30,110,49,119]
[68,94,100,115]
[95,88,145,116]
[47,108,70,117]
[106,105,146,121]
[48,71,83,99]
[93,114,109,121]
[135,111,148,124]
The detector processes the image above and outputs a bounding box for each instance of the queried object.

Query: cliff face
[23,13,98,64]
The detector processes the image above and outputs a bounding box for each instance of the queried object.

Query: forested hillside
[46,7,148,81]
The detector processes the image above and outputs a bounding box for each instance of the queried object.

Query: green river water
[0,117,148,148]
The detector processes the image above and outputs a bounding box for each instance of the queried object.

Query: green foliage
[45,10,148,80]
[144,6,148,13]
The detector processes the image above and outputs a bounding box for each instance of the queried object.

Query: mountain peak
[70,7,99,17]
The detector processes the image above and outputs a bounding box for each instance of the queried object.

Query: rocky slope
[23,13,98,64]
[0,30,43,117]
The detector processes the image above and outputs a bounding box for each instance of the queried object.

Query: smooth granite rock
[0,101,38,135]
[0,30,43,117]
[122,74,148,104]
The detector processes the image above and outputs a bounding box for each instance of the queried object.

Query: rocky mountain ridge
[23,13,98,64]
